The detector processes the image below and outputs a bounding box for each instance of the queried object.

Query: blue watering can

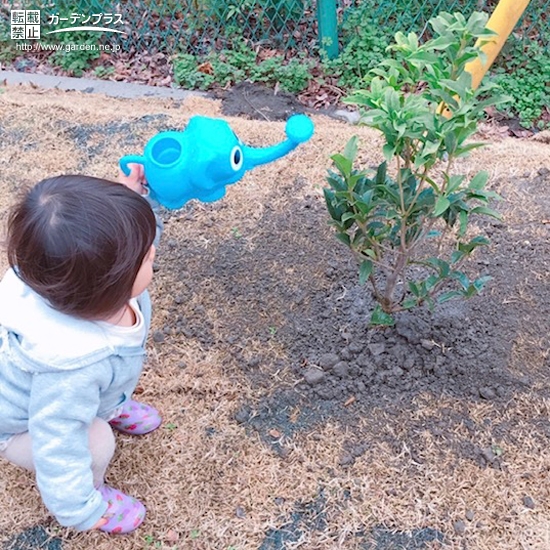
[119,114,314,209]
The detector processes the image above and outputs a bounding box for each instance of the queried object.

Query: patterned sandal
[108,400,162,435]
[98,485,146,534]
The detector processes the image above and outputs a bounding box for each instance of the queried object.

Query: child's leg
[1,420,146,533]
[0,418,116,487]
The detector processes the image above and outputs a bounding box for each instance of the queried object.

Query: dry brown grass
[1,84,550,550]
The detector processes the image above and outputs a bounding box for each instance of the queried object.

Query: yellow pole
[466,0,531,90]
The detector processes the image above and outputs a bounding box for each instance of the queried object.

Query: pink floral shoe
[98,485,145,534]
[108,400,162,435]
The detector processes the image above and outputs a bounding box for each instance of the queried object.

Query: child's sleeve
[28,366,110,531]
[143,191,164,248]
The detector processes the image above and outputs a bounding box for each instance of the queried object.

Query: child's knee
[89,418,115,467]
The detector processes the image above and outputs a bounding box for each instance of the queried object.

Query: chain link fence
[1,0,549,58]
[353,0,549,43]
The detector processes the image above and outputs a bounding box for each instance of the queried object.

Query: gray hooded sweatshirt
[0,268,152,530]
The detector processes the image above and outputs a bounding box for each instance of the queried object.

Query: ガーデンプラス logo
[10,10,127,40]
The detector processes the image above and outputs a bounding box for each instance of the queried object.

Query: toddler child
[0,165,163,534]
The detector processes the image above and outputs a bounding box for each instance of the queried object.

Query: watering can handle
[120,155,146,176]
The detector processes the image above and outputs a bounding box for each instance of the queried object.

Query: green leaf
[323,189,347,222]
[382,143,395,161]
[331,153,352,177]
[424,175,441,194]
[470,206,502,220]
[343,136,359,163]
[458,210,468,237]
[425,257,450,277]
[408,281,421,297]
[425,274,439,291]
[451,249,465,264]
[345,173,363,192]
[326,172,347,192]
[370,306,395,326]
[464,284,479,298]
[447,174,465,193]
[445,132,458,155]
[402,297,418,309]
[469,171,489,190]
[323,189,338,220]
[473,275,492,292]
[455,142,485,156]
[384,87,400,111]
[439,259,450,278]
[433,196,451,216]
[425,295,435,311]
[335,233,351,246]
[437,290,463,303]
[364,249,377,259]
[451,270,470,290]
[428,35,457,50]
[470,235,490,247]
[422,140,441,157]
[359,259,373,285]
[355,189,376,214]
[440,77,469,98]
[375,162,388,184]
[323,188,335,202]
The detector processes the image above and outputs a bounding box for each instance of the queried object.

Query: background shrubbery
[0,0,549,128]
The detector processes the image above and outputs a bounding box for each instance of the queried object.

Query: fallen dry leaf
[164,529,179,544]
[197,62,214,75]
[344,396,356,407]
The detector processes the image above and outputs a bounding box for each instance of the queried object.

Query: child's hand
[118,163,148,195]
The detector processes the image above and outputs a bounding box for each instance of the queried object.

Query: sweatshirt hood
[0,268,118,372]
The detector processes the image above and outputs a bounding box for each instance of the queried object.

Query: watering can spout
[243,114,314,169]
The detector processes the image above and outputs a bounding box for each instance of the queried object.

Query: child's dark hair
[6,175,157,320]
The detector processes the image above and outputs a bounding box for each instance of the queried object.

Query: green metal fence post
[317,0,338,59]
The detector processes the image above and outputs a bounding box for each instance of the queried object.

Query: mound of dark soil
[154,168,550,464]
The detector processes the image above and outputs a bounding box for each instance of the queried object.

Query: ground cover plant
[172,36,313,94]
[490,37,550,130]
[0,84,550,550]
[323,12,505,325]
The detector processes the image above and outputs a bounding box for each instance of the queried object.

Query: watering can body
[120,114,314,209]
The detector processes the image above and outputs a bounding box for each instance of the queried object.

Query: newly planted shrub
[324,12,507,326]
